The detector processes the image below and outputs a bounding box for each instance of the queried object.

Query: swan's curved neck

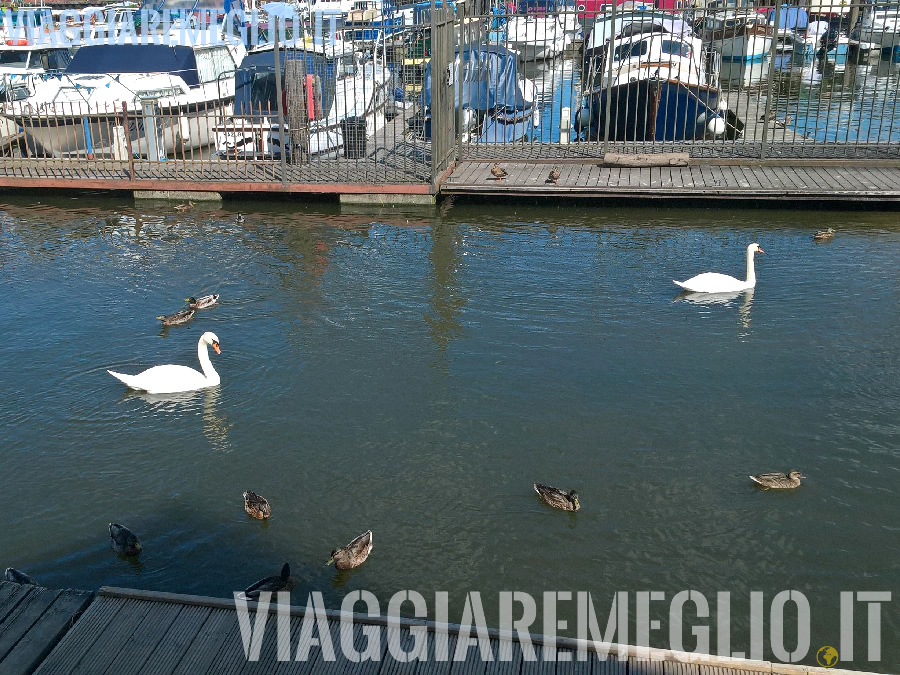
[745,247,756,286]
[198,340,220,385]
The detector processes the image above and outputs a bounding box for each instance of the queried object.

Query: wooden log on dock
[603,152,690,167]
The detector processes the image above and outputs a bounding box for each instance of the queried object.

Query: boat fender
[707,116,727,136]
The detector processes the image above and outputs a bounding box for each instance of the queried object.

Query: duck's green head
[185,296,196,303]
[569,491,580,511]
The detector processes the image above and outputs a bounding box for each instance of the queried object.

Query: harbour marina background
[1,0,900,193]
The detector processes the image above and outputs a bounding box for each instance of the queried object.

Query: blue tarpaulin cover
[66,44,201,87]
[422,44,527,111]
[765,5,808,29]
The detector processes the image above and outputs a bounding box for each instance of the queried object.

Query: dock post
[141,99,164,161]
[560,106,570,145]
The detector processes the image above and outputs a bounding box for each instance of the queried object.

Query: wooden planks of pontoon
[0,582,877,675]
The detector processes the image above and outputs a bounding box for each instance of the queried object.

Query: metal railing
[0,0,898,192]
[459,0,900,159]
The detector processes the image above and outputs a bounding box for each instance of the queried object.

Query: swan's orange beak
[757,247,765,254]
[212,342,221,354]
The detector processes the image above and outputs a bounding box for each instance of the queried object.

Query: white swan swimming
[108,332,221,394]
[673,243,764,294]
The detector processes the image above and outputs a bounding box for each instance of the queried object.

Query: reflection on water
[675,288,754,338]
[124,385,232,453]
[1,198,899,671]
[426,222,465,370]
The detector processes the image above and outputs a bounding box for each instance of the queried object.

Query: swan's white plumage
[674,243,763,294]
[108,332,221,394]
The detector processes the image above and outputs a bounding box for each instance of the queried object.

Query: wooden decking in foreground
[3,154,900,202]
[441,160,900,201]
[0,581,881,675]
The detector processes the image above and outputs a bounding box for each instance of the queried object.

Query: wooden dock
[0,581,882,675]
[441,160,900,201]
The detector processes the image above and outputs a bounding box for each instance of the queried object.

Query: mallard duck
[109,523,142,556]
[157,308,195,326]
[185,294,219,310]
[174,201,194,212]
[813,228,835,242]
[327,530,373,570]
[243,490,271,519]
[4,567,37,585]
[773,115,793,129]
[546,167,560,185]
[244,563,294,599]
[749,471,805,489]
[490,163,508,181]
[534,483,581,511]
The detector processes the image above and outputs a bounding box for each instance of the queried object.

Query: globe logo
[817,646,839,668]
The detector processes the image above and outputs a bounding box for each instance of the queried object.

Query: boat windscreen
[234,50,337,119]
[516,0,556,12]
[66,44,200,87]
[0,51,29,68]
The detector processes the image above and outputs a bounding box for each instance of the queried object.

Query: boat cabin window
[0,51,29,68]
[516,0,556,14]
[613,39,648,60]
[661,39,690,57]
[337,54,357,78]
[194,46,236,85]
[39,49,73,72]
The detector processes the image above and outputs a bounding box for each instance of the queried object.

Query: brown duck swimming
[243,490,271,519]
[109,523,142,556]
[749,471,805,489]
[327,530,373,570]
[534,483,580,511]
[174,201,194,212]
[813,228,835,242]
[244,563,294,599]
[4,567,37,585]
[157,308,195,326]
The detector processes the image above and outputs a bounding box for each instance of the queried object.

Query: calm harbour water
[0,196,898,669]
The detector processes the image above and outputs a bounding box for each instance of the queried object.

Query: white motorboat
[505,0,572,60]
[0,43,75,143]
[699,9,774,63]
[2,40,245,158]
[214,39,394,159]
[576,26,731,141]
[853,3,900,50]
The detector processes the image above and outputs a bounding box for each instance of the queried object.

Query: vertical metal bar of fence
[454,0,463,163]
[273,17,287,185]
[602,0,616,155]
[759,1,782,160]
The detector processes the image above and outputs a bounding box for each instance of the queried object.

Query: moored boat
[575,27,733,141]
[214,39,393,159]
[2,40,244,158]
